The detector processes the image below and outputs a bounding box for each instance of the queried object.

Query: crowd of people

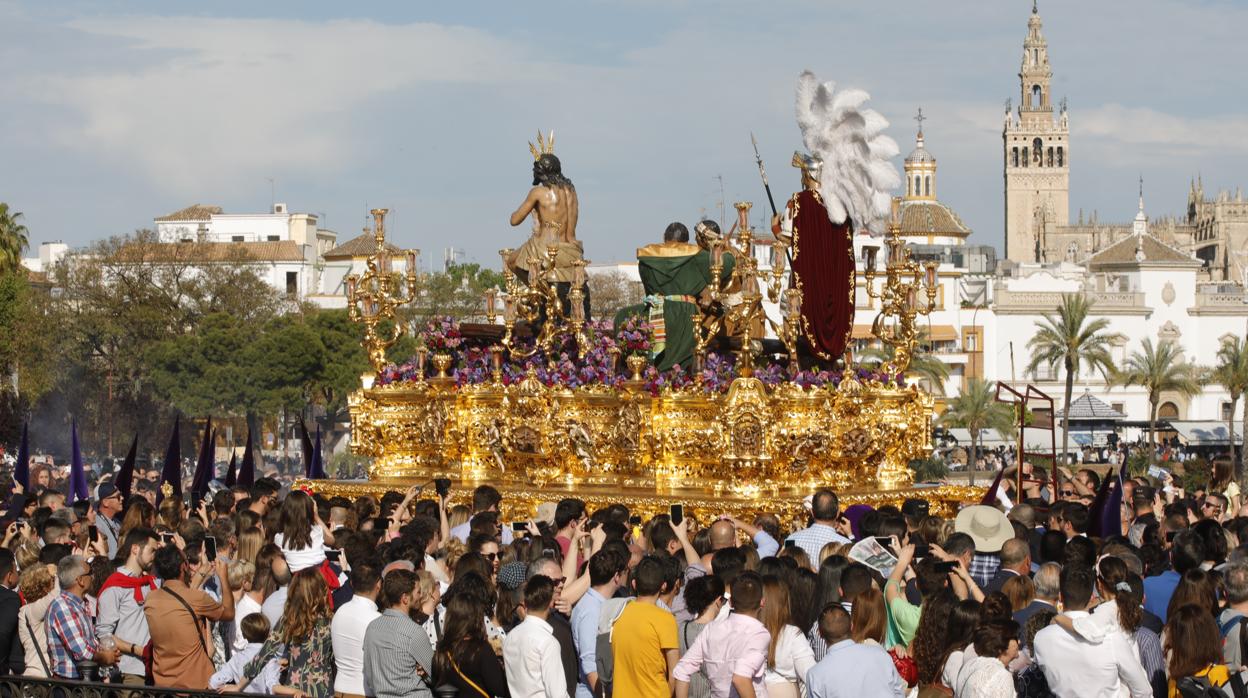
[1,459,1248,698]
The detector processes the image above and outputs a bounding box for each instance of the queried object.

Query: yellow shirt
[611,601,678,698]
[1168,664,1230,698]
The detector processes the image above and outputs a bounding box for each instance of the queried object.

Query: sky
[2,0,1246,267]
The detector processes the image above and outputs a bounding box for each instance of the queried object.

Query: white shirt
[764,624,817,686]
[954,655,1015,698]
[331,595,381,696]
[502,614,569,698]
[232,594,263,652]
[275,526,326,573]
[1033,611,1151,698]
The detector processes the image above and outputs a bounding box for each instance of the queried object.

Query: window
[1032,84,1042,106]
[915,176,921,195]
[1046,147,1053,167]
[924,176,930,196]
[231,235,245,242]
[1111,402,1125,415]
[1056,147,1064,167]
[1032,138,1043,164]
[285,272,298,296]
[1011,147,1019,167]
[1021,148,1028,167]
[1224,402,1234,421]
[268,235,281,242]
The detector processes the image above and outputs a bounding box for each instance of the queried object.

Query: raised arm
[510,188,541,227]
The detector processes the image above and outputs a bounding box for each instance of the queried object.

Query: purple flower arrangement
[375,316,905,393]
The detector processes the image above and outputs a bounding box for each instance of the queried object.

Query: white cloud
[22,17,549,194]
[1078,104,1248,157]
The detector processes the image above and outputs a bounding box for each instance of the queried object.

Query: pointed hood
[115,434,139,502]
[979,464,1007,506]
[158,416,182,504]
[237,428,256,489]
[224,451,238,488]
[299,419,314,476]
[190,417,215,500]
[13,422,29,492]
[1090,462,1129,539]
[67,420,90,505]
[308,426,325,479]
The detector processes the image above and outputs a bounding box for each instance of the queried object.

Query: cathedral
[1002,3,1248,285]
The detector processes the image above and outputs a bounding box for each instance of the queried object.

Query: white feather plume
[794,71,900,231]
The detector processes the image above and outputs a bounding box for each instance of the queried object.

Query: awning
[925,325,958,342]
[1167,421,1242,446]
[945,428,1012,447]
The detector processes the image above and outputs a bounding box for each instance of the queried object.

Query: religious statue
[695,220,759,342]
[616,222,734,372]
[773,71,901,365]
[508,131,590,319]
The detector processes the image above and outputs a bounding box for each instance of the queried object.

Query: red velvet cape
[789,189,855,362]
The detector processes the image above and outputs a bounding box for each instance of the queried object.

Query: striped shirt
[784,523,850,563]
[363,609,435,698]
[46,591,98,679]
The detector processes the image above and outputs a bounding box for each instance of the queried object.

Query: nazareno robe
[614,242,734,372]
[789,189,855,363]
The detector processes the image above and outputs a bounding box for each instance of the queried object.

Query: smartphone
[434,478,452,498]
[670,504,684,527]
[874,536,895,547]
[512,522,528,533]
[784,539,798,550]
[378,516,391,530]
[204,536,217,562]
[629,515,642,526]
[89,526,100,543]
[913,544,930,559]
[326,549,342,563]
[1147,465,1169,480]
[160,532,175,546]
[1166,530,1177,543]
[934,560,958,574]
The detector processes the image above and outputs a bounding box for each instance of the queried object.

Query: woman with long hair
[761,576,816,698]
[433,588,510,697]
[274,490,334,574]
[253,543,284,600]
[157,497,183,530]
[936,599,984,690]
[1000,575,1035,613]
[810,556,849,659]
[853,587,918,688]
[1053,556,1141,642]
[240,568,335,698]
[913,589,958,690]
[1167,568,1220,620]
[788,568,821,642]
[119,498,157,541]
[678,575,725,698]
[236,527,265,566]
[1164,604,1231,697]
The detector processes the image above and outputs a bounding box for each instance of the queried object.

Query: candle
[406,250,417,274]
[890,197,901,227]
[346,275,357,298]
[503,295,516,323]
[864,245,878,272]
[925,262,938,288]
[485,288,496,316]
[379,252,391,275]
[773,242,786,274]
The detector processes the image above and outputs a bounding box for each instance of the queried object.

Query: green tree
[1115,338,1203,458]
[939,378,1017,485]
[1211,336,1248,479]
[1025,294,1121,465]
[0,204,30,273]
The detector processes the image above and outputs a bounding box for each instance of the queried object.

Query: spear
[751,132,779,218]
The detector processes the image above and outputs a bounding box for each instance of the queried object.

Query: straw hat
[954,505,1012,553]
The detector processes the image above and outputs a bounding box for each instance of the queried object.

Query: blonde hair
[819,541,842,565]
[415,569,438,601]
[228,560,256,590]
[237,527,264,565]
[19,565,55,604]
[447,505,471,531]
[443,537,467,577]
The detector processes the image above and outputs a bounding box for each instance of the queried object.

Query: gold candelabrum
[698,201,801,374]
[487,247,590,360]
[861,199,939,374]
[344,209,421,374]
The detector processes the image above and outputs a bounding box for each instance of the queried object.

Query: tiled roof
[154,204,223,222]
[1059,392,1127,421]
[1084,233,1200,268]
[114,240,305,263]
[900,200,971,237]
[323,232,402,260]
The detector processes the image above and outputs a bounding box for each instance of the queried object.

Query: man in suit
[1014,562,1061,648]
[986,538,1032,595]
[0,547,24,674]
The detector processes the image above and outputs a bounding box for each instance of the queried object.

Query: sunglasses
[482,553,499,561]
[1060,490,1076,496]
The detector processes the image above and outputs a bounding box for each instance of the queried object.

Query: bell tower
[1004,1,1070,263]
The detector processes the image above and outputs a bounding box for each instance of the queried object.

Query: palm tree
[940,378,1016,485]
[1212,336,1248,479]
[859,332,951,394]
[1026,294,1121,465]
[1115,338,1203,457]
[0,203,30,273]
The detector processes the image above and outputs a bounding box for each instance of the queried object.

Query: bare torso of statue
[509,182,579,245]
[506,152,584,283]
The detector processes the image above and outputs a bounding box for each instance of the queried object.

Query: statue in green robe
[615,222,735,372]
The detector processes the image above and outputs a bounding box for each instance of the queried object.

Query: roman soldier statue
[772,71,900,365]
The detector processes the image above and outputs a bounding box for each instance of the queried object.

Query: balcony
[1189,292,1248,315]
[993,287,1148,315]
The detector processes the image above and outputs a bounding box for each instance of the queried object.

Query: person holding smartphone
[96,528,161,688]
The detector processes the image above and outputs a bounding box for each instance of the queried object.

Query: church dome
[906,143,935,164]
[900,200,971,238]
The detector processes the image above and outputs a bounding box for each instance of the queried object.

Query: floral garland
[376,317,904,394]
